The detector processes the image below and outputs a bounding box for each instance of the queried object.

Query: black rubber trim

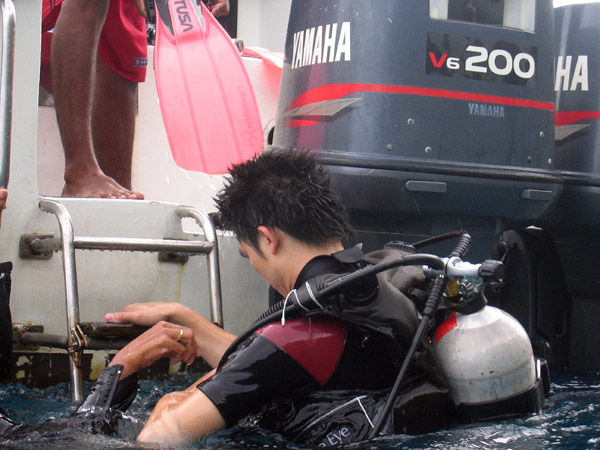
[267,147,600,187]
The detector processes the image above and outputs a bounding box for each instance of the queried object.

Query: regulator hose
[449,232,471,258]
[412,230,466,250]
[368,232,471,439]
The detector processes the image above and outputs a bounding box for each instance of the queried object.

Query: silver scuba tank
[432,304,546,423]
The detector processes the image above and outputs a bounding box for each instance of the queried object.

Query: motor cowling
[432,305,547,423]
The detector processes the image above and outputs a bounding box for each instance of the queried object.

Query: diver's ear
[256,225,280,254]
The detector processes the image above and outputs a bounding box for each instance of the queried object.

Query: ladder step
[78,322,147,339]
[15,323,148,351]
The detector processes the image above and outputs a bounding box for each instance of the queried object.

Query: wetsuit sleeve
[110,372,139,411]
[76,365,138,413]
[197,333,321,426]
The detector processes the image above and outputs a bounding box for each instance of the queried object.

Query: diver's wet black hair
[215,149,355,252]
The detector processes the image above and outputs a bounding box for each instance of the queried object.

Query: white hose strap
[280,289,295,326]
[306,282,324,310]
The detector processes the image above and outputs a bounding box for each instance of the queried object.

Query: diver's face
[239,239,271,284]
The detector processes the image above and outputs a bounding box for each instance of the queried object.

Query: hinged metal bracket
[69,325,87,369]
[158,238,189,263]
[158,250,189,263]
[12,323,44,347]
[19,233,56,259]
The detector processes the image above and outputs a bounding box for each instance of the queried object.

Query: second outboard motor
[546,1,600,232]
[553,2,600,181]
[531,1,600,370]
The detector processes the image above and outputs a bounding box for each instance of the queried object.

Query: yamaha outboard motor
[532,1,600,370]
[272,0,559,260]
[492,2,600,371]
[553,2,600,178]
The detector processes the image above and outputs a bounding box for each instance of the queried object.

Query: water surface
[0,369,598,449]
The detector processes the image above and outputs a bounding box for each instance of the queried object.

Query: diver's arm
[106,302,236,368]
[136,389,226,446]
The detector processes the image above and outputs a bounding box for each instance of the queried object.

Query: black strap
[0,261,13,382]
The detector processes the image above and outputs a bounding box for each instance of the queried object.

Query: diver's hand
[107,302,236,369]
[106,302,186,328]
[109,321,200,379]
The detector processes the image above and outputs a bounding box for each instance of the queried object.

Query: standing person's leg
[92,58,137,190]
[92,0,147,193]
[51,0,142,199]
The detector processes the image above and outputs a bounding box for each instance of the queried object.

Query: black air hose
[253,299,286,325]
[449,233,471,258]
[317,254,444,299]
[412,230,466,250]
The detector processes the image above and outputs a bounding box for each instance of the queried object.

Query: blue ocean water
[0,368,598,449]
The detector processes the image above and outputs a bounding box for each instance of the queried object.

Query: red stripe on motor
[555,110,600,126]
[286,119,318,128]
[287,83,555,112]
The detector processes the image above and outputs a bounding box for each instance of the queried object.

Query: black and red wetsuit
[197,249,400,445]
[0,263,11,382]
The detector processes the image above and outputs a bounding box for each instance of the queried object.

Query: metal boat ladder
[20,199,223,403]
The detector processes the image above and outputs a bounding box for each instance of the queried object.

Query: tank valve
[479,260,505,283]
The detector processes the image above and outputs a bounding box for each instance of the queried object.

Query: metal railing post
[39,199,83,403]
[0,0,16,188]
[176,206,223,327]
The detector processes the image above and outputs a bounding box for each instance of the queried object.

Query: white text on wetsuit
[319,427,351,447]
[292,22,351,69]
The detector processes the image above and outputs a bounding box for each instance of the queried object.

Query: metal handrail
[39,199,83,403]
[37,199,223,402]
[30,236,214,254]
[0,0,15,188]
[32,208,223,326]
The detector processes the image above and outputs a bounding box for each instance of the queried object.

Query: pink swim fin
[154,0,263,174]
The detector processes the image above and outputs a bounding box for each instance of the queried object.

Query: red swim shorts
[41,0,147,83]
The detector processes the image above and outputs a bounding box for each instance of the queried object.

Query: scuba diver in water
[102,149,449,447]
[0,154,446,447]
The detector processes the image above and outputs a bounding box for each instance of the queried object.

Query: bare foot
[0,188,7,227]
[62,172,144,199]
